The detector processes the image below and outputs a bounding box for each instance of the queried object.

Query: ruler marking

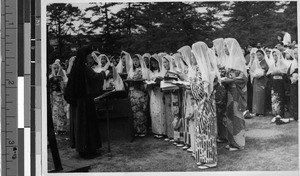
[3,0,19,175]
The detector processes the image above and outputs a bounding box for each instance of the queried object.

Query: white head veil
[116,51,132,74]
[127,54,149,80]
[49,61,68,82]
[224,38,247,77]
[91,51,103,73]
[191,41,213,96]
[142,53,151,68]
[177,46,192,68]
[267,49,288,75]
[283,49,298,75]
[249,48,258,69]
[172,52,187,74]
[161,55,174,76]
[213,38,228,68]
[99,54,111,71]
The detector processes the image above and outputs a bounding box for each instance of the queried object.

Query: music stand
[94,90,128,155]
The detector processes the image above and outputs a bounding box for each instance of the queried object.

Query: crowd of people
[48,33,298,169]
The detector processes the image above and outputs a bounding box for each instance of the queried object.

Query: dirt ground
[48,115,299,172]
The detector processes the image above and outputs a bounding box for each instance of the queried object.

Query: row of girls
[114,38,249,169]
[245,46,298,121]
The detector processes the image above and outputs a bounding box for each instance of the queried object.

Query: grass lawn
[48,115,298,172]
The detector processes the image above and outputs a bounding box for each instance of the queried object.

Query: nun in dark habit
[64,45,106,159]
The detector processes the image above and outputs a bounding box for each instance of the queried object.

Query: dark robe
[65,45,106,157]
[252,59,269,115]
[73,66,105,155]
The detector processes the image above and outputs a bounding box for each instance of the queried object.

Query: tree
[219,1,297,48]
[47,3,81,62]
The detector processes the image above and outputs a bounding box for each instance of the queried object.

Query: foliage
[46,1,298,61]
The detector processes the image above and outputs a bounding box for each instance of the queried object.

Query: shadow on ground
[48,115,298,172]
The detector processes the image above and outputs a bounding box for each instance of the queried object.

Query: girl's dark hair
[256,49,265,56]
[132,55,140,70]
[149,57,159,72]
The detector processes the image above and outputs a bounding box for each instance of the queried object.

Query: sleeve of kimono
[233,71,246,84]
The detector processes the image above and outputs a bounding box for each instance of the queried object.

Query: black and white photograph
[46,0,299,173]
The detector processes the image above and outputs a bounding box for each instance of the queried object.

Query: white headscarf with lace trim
[224,38,247,77]
[161,55,174,76]
[267,49,288,75]
[248,48,258,69]
[127,54,149,80]
[177,46,192,68]
[91,51,102,73]
[172,53,186,73]
[49,61,68,82]
[213,38,228,68]
[99,54,111,71]
[149,54,164,79]
[116,51,132,74]
[191,41,213,96]
[142,53,151,68]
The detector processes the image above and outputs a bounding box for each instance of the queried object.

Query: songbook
[160,80,179,91]
[145,80,157,85]
[172,80,190,86]
[164,76,178,82]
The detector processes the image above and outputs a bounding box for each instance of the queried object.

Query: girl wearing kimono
[142,53,152,130]
[149,54,166,138]
[264,49,273,115]
[223,38,248,151]
[169,53,186,146]
[283,49,296,112]
[127,54,149,137]
[267,49,288,118]
[287,49,298,121]
[98,54,124,90]
[250,49,270,116]
[212,38,228,143]
[191,42,218,169]
[176,46,197,157]
[246,48,258,116]
[49,62,69,134]
[177,46,194,151]
[161,55,177,141]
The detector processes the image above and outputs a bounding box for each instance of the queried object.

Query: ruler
[1,0,19,175]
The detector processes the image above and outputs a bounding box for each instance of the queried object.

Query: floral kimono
[267,49,288,117]
[191,67,217,165]
[149,55,166,136]
[49,62,69,133]
[127,54,149,135]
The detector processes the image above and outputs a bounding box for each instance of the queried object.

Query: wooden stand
[94,90,133,155]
